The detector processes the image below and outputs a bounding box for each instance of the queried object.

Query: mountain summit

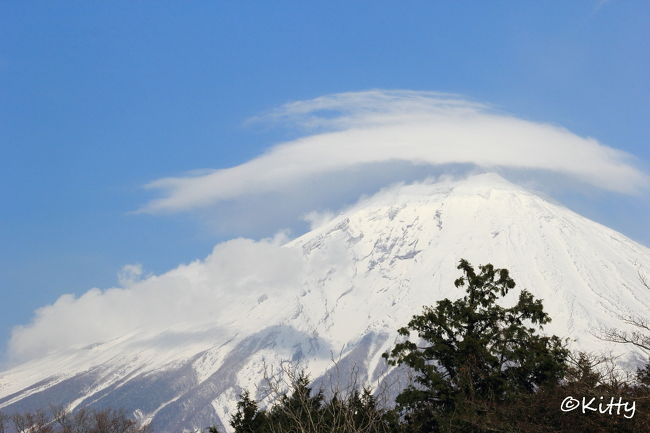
[2,174,650,432]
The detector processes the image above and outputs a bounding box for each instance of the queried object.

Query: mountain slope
[2,173,650,432]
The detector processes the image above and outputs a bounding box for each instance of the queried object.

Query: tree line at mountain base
[215,358,650,433]
[0,407,149,433]
[212,260,650,433]
[2,260,649,433]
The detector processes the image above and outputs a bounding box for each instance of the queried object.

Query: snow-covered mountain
[2,173,650,432]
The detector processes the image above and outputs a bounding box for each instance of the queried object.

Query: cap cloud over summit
[142,90,648,217]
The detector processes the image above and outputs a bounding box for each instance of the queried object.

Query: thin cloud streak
[140,90,648,214]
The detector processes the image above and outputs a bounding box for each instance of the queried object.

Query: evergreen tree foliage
[212,371,397,433]
[637,360,650,388]
[224,390,267,433]
[383,259,569,431]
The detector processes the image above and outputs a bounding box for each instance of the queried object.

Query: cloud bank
[140,90,647,214]
[8,235,307,362]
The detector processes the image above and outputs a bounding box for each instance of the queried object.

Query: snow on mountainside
[2,173,650,432]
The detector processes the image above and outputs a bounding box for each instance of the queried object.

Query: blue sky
[1,0,649,361]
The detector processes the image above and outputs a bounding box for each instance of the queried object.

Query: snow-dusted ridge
[2,173,650,432]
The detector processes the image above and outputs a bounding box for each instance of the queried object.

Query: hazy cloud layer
[8,235,306,362]
[140,90,647,214]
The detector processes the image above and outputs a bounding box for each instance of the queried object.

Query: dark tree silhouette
[383,259,569,432]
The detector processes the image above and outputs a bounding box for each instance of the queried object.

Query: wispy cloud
[594,0,613,12]
[139,90,648,214]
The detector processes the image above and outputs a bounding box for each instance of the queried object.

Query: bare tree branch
[596,270,650,355]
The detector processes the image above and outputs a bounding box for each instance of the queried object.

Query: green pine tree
[383,259,569,432]
[227,390,267,433]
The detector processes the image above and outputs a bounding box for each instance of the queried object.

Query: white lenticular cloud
[140,90,647,214]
